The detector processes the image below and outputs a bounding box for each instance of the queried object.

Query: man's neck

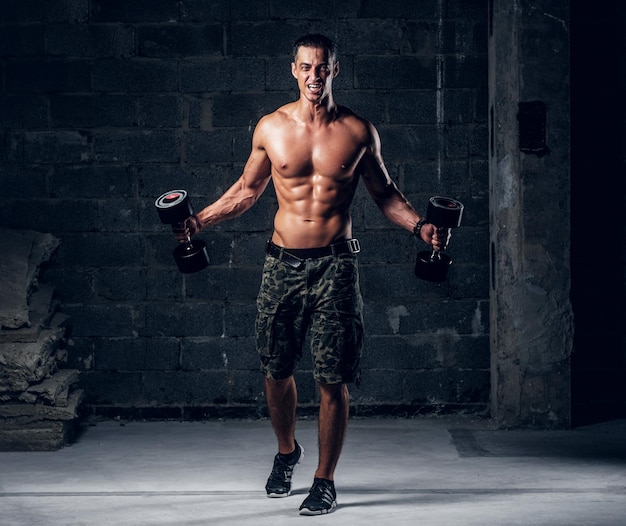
[296,95,337,124]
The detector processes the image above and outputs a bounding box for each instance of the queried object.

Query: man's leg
[314,382,349,480]
[265,376,298,454]
[298,382,348,514]
[264,375,304,498]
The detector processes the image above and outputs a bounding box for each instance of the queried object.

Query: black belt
[266,239,360,269]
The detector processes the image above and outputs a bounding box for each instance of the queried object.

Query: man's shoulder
[257,103,295,129]
[336,105,375,137]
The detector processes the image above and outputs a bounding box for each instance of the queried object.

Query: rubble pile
[0,228,82,451]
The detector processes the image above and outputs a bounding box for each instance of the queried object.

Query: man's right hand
[172,215,201,243]
[421,223,451,252]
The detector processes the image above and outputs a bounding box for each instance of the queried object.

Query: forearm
[195,177,268,229]
[375,187,422,233]
[195,193,256,228]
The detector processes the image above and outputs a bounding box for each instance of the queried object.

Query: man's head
[291,34,339,105]
[292,34,337,65]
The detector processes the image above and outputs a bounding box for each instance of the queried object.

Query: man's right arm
[174,119,273,242]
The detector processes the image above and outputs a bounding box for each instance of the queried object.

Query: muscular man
[175,34,443,515]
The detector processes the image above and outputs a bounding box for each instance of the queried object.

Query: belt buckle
[281,250,304,270]
[347,239,361,254]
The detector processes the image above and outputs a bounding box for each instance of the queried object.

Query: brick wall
[0,0,490,420]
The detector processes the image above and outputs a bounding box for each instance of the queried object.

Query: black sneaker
[299,478,337,515]
[265,441,304,498]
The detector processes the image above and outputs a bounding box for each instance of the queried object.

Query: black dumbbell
[414,196,464,282]
[155,190,210,273]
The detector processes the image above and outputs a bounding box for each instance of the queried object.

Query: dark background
[0,0,623,426]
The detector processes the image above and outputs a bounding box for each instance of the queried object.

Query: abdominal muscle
[272,209,352,248]
[270,177,356,249]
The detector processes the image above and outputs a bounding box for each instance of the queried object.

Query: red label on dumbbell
[165,193,180,202]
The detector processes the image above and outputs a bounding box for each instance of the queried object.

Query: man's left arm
[359,122,441,248]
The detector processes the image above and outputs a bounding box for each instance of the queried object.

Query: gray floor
[1,416,625,525]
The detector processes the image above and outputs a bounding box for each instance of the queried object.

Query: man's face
[291,46,338,104]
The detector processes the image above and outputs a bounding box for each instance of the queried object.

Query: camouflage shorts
[255,250,364,385]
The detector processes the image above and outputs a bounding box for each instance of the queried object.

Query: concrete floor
[0,416,625,526]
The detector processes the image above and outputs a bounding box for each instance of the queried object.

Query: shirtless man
[174,34,443,515]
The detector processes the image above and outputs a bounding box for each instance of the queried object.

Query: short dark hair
[292,34,337,63]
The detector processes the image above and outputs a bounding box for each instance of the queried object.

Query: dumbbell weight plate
[426,196,464,228]
[173,240,210,273]
[155,190,193,224]
[414,250,452,282]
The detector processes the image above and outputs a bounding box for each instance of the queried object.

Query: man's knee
[318,382,349,403]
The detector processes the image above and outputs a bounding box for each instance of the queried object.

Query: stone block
[0,390,84,451]
[142,302,222,338]
[269,0,359,20]
[136,95,184,128]
[355,57,437,90]
[0,419,78,451]
[181,337,233,371]
[46,23,135,57]
[352,370,404,404]
[377,125,440,160]
[6,60,91,93]
[184,131,234,163]
[21,369,80,405]
[0,328,64,392]
[20,131,93,164]
[141,370,230,405]
[94,130,180,163]
[0,24,44,56]
[97,199,140,233]
[229,22,304,57]
[212,93,293,127]
[0,95,48,130]
[95,337,179,372]
[181,0,269,22]
[50,164,135,199]
[179,58,258,92]
[1,0,87,23]
[137,24,222,57]
[79,371,143,405]
[362,335,439,371]
[445,55,488,89]
[360,0,439,18]
[50,95,136,128]
[224,303,257,338]
[0,228,60,329]
[91,0,180,23]
[63,304,135,338]
[93,59,178,92]
[229,369,264,405]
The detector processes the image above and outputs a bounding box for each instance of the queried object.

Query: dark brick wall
[0,0,490,420]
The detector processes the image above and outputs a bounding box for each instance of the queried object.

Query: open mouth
[307,83,322,93]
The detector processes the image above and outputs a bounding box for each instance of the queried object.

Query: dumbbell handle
[429,249,441,262]
[178,224,191,244]
[171,219,193,245]
[428,226,451,253]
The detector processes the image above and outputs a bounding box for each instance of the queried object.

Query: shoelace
[268,456,294,484]
[308,480,335,505]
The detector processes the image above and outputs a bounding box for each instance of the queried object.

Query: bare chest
[266,126,366,179]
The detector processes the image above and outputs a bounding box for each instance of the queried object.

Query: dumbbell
[155,190,210,273]
[414,196,464,282]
